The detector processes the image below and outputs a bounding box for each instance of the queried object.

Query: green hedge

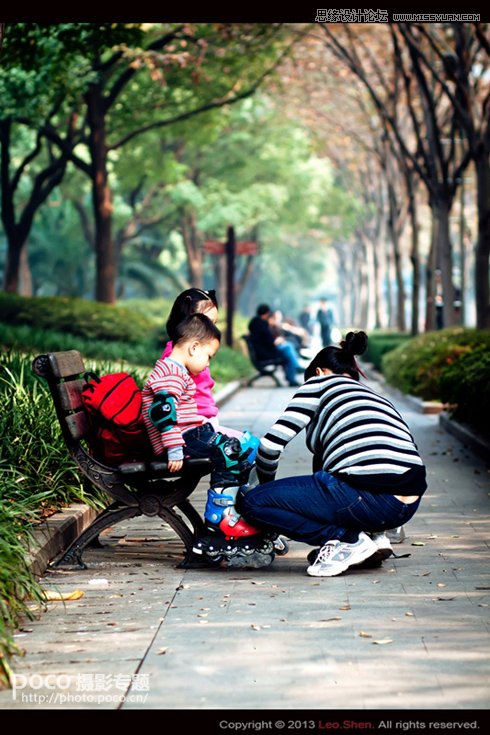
[0,293,160,344]
[438,345,490,436]
[382,327,490,437]
[363,331,413,371]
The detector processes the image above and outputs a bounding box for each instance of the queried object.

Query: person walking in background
[248,304,303,387]
[238,331,427,577]
[317,298,334,347]
[298,304,314,337]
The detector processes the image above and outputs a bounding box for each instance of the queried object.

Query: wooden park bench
[32,350,212,570]
[241,334,285,387]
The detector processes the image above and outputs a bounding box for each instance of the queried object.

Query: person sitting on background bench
[142,313,259,539]
[248,304,302,387]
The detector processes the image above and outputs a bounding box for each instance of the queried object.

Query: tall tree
[404,23,490,327]
[319,22,474,330]
[1,23,291,302]
[0,22,86,293]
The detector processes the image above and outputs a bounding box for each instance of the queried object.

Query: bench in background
[241,334,285,387]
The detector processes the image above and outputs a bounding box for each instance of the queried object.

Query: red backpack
[81,371,152,466]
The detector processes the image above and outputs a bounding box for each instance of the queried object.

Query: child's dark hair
[166,288,218,341]
[304,331,368,381]
[173,313,221,346]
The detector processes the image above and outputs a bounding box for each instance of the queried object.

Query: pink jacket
[161,341,219,418]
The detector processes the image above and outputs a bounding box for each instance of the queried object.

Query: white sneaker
[306,532,378,577]
[370,532,394,561]
[386,526,406,544]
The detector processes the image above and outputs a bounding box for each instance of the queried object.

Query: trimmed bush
[382,327,490,401]
[0,292,158,344]
[363,331,413,372]
[439,345,490,437]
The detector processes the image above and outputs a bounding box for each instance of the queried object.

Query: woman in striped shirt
[238,331,427,577]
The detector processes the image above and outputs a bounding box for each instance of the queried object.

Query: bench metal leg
[51,504,143,569]
[247,370,282,387]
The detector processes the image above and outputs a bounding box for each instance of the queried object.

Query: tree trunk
[181,211,203,288]
[19,245,33,296]
[474,145,490,329]
[371,236,383,329]
[386,181,406,332]
[432,196,456,328]
[405,171,420,336]
[385,238,395,329]
[2,230,24,293]
[425,217,436,332]
[358,240,369,330]
[86,86,116,304]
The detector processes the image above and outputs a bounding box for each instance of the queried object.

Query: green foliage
[0,497,47,688]
[439,346,490,437]
[382,328,490,405]
[363,331,413,371]
[211,345,253,388]
[0,348,109,687]
[0,292,159,345]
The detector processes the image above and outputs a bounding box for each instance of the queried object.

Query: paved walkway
[1,372,489,725]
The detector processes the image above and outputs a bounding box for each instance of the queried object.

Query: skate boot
[239,431,260,463]
[192,533,275,569]
[205,485,260,539]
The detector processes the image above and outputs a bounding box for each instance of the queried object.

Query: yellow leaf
[43,589,84,601]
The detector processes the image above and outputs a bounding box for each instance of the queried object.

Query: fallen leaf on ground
[43,589,84,601]
[339,605,351,610]
[156,648,168,655]
[358,631,372,638]
[320,617,342,622]
[372,638,393,645]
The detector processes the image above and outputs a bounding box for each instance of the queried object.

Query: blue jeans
[238,470,421,546]
[183,423,252,488]
[276,341,301,384]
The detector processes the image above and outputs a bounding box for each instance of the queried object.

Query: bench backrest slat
[57,379,85,411]
[48,350,85,379]
[65,410,91,441]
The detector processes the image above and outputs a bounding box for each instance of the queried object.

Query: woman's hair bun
[343,331,368,356]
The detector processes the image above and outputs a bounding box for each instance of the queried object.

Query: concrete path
[0,373,489,725]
